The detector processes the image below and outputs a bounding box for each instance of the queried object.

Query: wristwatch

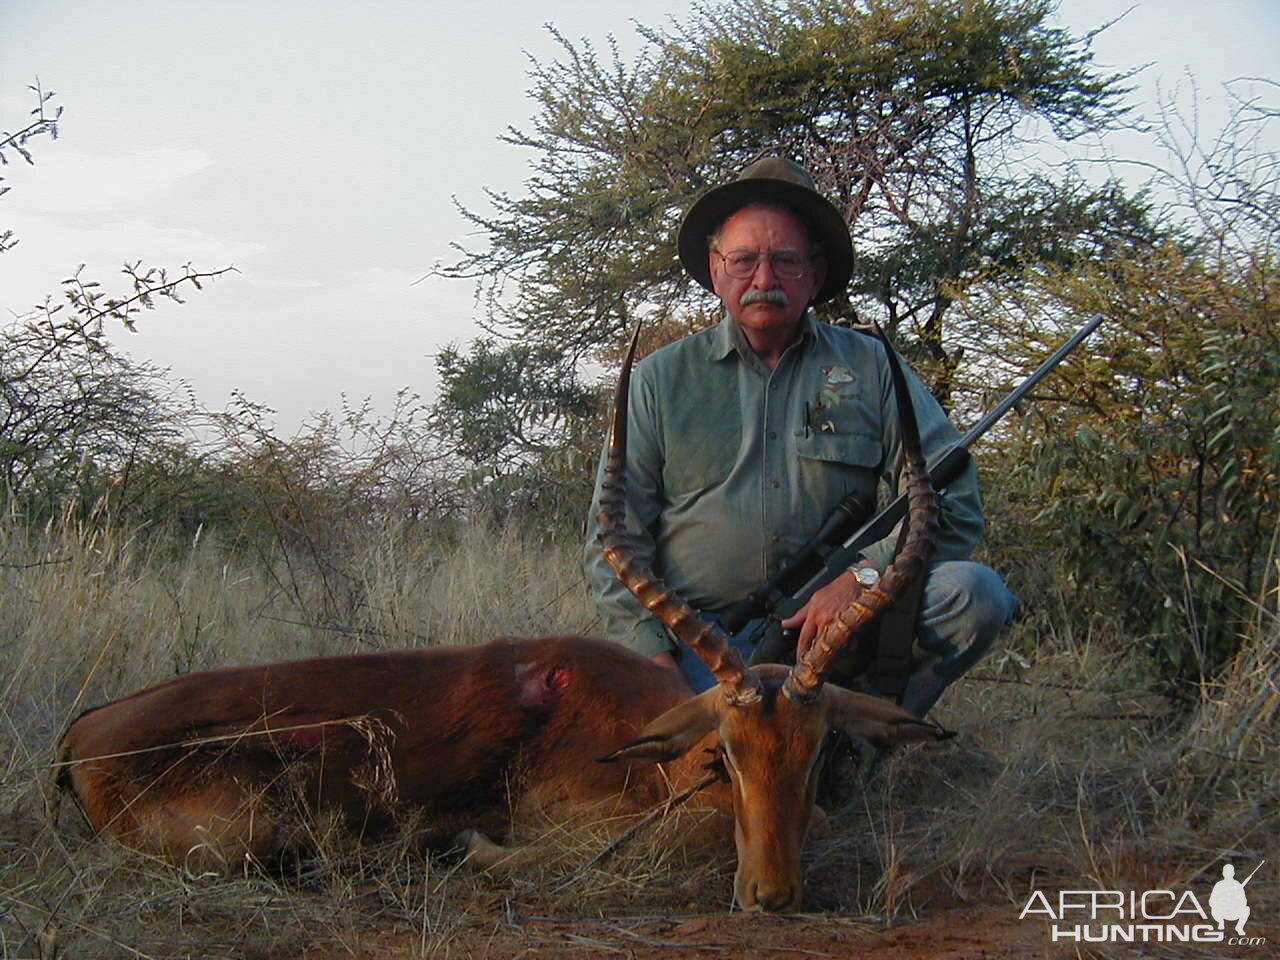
[852,563,880,588]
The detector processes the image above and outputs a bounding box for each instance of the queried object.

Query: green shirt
[583,314,985,658]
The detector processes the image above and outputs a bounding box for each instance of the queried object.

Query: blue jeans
[676,560,1018,717]
[673,615,763,695]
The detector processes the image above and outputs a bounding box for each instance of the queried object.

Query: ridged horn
[597,323,762,706]
[783,320,940,702]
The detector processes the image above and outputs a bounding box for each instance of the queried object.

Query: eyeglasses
[712,248,816,280]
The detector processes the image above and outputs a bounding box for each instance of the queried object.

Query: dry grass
[2,512,1276,957]
[828,565,1280,921]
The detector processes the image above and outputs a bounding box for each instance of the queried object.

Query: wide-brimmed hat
[677,156,853,305]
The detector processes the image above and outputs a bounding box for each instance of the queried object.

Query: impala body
[59,636,699,863]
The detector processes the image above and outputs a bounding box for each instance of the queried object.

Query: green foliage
[0,320,179,516]
[430,338,602,534]
[0,264,233,519]
[432,338,597,465]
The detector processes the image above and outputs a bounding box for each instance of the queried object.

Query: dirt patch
[289,873,1278,960]
[292,904,1090,959]
[457,908,1042,959]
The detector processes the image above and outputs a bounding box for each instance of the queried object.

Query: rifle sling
[872,520,928,702]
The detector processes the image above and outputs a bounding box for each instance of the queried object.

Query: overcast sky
[2,0,1276,433]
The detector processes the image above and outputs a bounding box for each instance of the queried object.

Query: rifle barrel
[952,312,1104,452]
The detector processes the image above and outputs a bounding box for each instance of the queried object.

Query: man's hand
[780,569,864,658]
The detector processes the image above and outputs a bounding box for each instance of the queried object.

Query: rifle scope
[718,487,874,634]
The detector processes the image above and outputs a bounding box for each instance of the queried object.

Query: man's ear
[598,688,720,764]
[708,248,729,301]
[823,687,953,750]
[807,255,827,307]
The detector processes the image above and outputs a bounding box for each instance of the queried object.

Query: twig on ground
[551,772,722,893]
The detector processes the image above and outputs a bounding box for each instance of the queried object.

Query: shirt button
[767,431,777,439]
[771,535,780,543]
[771,480,781,489]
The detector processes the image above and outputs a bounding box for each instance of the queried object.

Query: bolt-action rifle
[730,313,1105,668]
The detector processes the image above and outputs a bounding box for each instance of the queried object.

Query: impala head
[596,321,947,911]
[602,663,946,910]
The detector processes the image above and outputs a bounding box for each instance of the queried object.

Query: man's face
[709,203,825,346]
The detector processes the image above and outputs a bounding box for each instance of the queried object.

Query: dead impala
[57,325,947,911]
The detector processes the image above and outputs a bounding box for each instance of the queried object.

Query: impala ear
[598,688,720,764]
[824,687,954,750]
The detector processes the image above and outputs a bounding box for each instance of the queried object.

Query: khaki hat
[677,156,853,305]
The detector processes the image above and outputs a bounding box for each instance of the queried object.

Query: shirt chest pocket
[795,401,883,512]
[797,430,881,469]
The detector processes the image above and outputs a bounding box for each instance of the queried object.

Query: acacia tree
[1,262,232,509]
[440,0,1156,421]
[432,339,596,467]
[430,337,605,530]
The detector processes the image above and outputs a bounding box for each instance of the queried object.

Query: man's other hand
[780,569,863,658]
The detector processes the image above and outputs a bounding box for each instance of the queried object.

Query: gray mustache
[739,288,790,307]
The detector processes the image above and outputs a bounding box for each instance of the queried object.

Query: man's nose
[750,255,779,285]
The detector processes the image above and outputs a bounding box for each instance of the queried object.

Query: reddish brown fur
[59,635,947,908]
[58,636,721,869]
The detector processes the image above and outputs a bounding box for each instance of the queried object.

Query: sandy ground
[292,890,1276,959]
[377,907,1048,959]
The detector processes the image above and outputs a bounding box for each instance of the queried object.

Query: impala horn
[596,323,762,706]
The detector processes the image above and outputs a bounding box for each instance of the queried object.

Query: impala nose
[743,882,798,912]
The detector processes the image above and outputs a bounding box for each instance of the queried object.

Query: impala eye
[805,743,825,779]
[720,745,739,774]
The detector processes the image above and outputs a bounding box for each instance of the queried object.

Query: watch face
[855,566,879,587]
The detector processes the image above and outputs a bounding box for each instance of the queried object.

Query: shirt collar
[709,311,818,363]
